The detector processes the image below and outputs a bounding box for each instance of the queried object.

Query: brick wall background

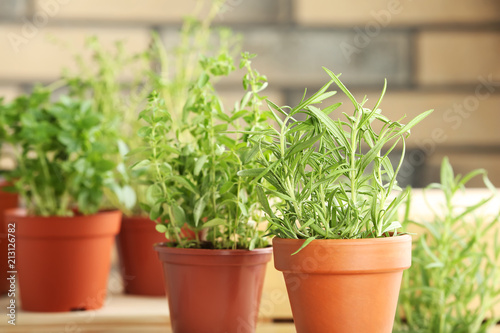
[1,0,499,187]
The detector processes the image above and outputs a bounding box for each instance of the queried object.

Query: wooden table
[1,292,499,332]
[0,293,298,332]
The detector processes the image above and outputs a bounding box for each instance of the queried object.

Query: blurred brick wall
[1,0,499,187]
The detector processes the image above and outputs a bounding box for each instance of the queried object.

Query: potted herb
[62,1,223,296]
[136,49,272,332]
[63,36,170,296]
[0,104,19,295]
[396,157,500,332]
[0,87,122,312]
[239,68,433,333]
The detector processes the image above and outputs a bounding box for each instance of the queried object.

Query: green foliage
[395,157,500,333]
[62,36,152,216]
[62,0,232,217]
[239,68,433,243]
[0,88,118,216]
[136,51,270,250]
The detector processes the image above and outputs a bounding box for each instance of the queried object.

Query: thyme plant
[396,157,500,333]
[239,68,433,250]
[136,52,270,250]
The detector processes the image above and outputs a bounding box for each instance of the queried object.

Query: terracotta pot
[4,208,122,312]
[0,181,19,294]
[116,216,168,296]
[155,245,272,333]
[273,235,412,333]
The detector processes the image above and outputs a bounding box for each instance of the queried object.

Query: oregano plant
[239,68,433,251]
[62,0,236,217]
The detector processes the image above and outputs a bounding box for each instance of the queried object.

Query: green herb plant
[136,50,270,250]
[239,68,433,252]
[395,157,500,333]
[0,88,118,216]
[63,36,151,216]
[63,0,232,217]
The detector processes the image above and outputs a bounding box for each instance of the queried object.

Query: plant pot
[116,216,168,296]
[116,216,199,296]
[273,235,412,333]
[4,208,122,312]
[155,245,272,333]
[0,181,18,294]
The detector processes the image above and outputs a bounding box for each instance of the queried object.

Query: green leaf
[381,221,402,234]
[131,159,151,170]
[193,194,207,227]
[242,144,259,164]
[292,237,316,255]
[393,109,434,139]
[257,186,275,219]
[150,203,163,221]
[171,204,186,227]
[197,73,209,88]
[146,184,163,205]
[285,132,323,158]
[169,176,198,194]
[323,102,342,115]
[194,155,208,176]
[266,188,295,202]
[237,168,266,177]
[322,68,358,109]
[238,202,248,216]
[156,224,168,233]
[220,181,233,194]
[231,110,250,121]
[307,105,351,149]
[202,218,227,228]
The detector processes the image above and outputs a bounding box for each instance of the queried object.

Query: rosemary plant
[239,68,433,251]
[396,157,500,333]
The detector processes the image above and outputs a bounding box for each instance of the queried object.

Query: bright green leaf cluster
[0,88,118,216]
[240,68,433,246]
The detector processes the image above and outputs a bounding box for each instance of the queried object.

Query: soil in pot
[0,181,18,294]
[273,235,412,333]
[155,245,272,333]
[4,208,121,312]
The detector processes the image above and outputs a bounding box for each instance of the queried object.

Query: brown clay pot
[0,181,18,294]
[4,208,122,312]
[155,245,272,333]
[273,235,412,333]
[116,216,168,296]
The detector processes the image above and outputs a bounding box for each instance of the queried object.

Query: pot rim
[273,234,411,246]
[273,234,412,274]
[154,242,273,256]
[4,208,122,238]
[5,207,121,220]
